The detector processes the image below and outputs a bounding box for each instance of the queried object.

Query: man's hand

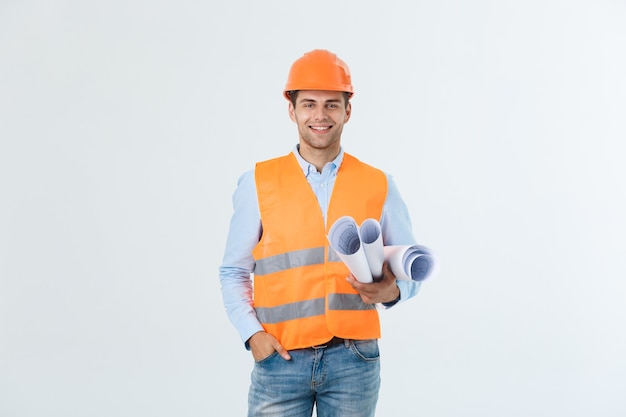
[346,261,400,304]
[248,331,291,361]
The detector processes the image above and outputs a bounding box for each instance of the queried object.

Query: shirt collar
[292,144,344,177]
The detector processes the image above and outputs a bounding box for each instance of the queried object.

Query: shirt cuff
[382,291,401,308]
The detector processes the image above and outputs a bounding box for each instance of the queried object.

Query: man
[219,49,422,417]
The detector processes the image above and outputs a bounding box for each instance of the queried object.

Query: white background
[1,1,625,416]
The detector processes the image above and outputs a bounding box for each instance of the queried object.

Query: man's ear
[344,102,352,122]
[288,102,296,122]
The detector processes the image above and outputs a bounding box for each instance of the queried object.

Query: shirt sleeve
[379,174,422,307]
[219,169,264,348]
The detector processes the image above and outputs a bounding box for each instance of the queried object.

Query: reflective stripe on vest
[256,293,375,324]
[255,246,347,276]
[253,152,387,350]
[254,247,325,276]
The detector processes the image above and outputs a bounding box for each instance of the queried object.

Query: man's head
[283,50,354,161]
[288,90,351,156]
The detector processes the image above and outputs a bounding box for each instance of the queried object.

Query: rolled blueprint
[383,245,435,282]
[327,216,374,283]
[328,217,437,283]
[359,218,384,280]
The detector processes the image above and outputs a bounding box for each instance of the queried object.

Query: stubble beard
[299,125,343,152]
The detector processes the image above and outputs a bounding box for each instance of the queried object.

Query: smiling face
[288,90,351,162]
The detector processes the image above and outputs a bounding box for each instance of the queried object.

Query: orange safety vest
[252,152,388,350]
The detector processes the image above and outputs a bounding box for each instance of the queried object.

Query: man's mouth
[310,126,331,132]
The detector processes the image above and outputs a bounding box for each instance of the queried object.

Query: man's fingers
[274,344,291,361]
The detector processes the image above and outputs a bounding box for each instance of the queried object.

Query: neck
[298,144,340,172]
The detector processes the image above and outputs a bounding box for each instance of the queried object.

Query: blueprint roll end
[410,255,434,282]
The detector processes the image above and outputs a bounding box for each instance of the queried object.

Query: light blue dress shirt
[219,146,421,347]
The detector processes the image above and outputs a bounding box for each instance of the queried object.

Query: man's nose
[313,107,328,120]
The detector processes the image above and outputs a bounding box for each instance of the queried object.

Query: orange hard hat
[283,49,354,100]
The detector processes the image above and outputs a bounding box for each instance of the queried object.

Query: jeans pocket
[254,350,279,364]
[350,339,380,362]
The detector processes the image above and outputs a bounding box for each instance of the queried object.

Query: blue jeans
[248,339,380,417]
